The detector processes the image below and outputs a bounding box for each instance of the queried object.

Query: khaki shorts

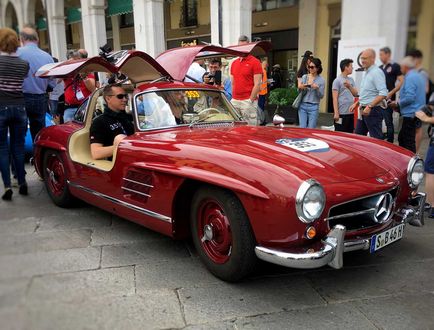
[231,99,258,126]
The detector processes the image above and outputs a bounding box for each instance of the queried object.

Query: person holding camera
[63,72,95,122]
[297,57,325,129]
[203,59,222,87]
[62,49,95,122]
[389,56,426,152]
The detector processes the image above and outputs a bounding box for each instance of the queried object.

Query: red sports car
[34,43,426,281]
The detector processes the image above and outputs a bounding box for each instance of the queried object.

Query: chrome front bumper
[255,192,426,270]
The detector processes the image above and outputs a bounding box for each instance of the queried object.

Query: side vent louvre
[122,169,154,203]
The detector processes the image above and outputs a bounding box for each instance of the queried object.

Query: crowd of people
[1,26,434,210]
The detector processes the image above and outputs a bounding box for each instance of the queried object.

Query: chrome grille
[327,187,399,231]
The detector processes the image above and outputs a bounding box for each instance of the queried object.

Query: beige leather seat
[68,89,130,172]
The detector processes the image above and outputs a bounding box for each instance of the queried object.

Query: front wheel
[43,150,77,207]
[190,186,257,281]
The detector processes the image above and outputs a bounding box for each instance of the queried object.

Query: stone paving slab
[178,277,326,324]
[0,217,39,235]
[37,213,112,232]
[351,292,434,330]
[307,258,434,303]
[21,291,185,330]
[0,247,100,280]
[27,266,135,304]
[0,278,30,309]
[0,229,92,256]
[232,303,377,330]
[101,240,190,268]
[0,307,26,330]
[91,222,167,246]
[135,258,221,291]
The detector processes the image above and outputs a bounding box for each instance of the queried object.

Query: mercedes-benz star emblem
[374,193,393,223]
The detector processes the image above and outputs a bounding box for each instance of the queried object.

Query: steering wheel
[197,108,221,117]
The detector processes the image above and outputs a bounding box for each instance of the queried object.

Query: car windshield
[134,89,239,130]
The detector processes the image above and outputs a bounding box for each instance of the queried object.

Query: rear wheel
[190,186,257,281]
[43,150,76,207]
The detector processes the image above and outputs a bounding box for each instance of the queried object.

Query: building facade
[1,0,432,113]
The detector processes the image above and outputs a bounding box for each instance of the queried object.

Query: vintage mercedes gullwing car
[34,43,426,282]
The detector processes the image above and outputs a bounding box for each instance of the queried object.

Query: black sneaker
[19,184,28,196]
[2,188,13,201]
[424,202,432,211]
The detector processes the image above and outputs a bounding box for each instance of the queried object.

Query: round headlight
[296,179,326,223]
[407,156,424,188]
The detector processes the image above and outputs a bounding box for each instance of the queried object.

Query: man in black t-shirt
[379,47,404,143]
[89,84,134,160]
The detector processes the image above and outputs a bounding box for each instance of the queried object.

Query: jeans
[49,99,59,117]
[0,105,28,188]
[298,102,319,128]
[63,107,77,123]
[355,106,384,139]
[23,93,48,142]
[398,117,416,153]
[383,107,394,143]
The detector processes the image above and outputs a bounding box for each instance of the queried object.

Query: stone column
[111,15,121,51]
[416,0,434,75]
[133,0,165,57]
[45,0,67,60]
[298,0,318,61]
[81,0,107,57]
[210,0,220,46]
[341,0,410,61]
[220,0,252,46]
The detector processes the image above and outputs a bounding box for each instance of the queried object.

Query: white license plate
[370,224,405,253]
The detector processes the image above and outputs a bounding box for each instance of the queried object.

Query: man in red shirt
[230,35,263,126]
[63,72,95,122]
[63,49,95,122]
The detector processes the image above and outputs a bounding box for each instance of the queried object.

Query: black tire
[42,150,77,207]
[190,186,257,282]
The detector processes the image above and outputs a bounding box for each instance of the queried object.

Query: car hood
[145,125,398,185]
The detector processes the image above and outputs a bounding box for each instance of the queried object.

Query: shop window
[253,0,298,12]
[120,13,134,28]
[179,0,198,28]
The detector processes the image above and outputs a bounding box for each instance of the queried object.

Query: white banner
[337,37,386,89]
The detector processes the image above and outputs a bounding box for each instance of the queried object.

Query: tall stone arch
[4,2,20,31]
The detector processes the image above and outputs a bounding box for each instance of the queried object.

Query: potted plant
[266,86,299,124]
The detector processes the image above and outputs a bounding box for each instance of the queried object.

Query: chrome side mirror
[273,114,285,127]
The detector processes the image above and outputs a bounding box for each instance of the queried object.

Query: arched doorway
[34,0,49,52]
[5,2,19,32]
[65,0,82,50]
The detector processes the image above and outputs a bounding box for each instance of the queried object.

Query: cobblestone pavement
[1,158,434,329]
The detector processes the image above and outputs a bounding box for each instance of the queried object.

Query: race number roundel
[275,138,330,153]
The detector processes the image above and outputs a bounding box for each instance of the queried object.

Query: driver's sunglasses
[109,93,128,100]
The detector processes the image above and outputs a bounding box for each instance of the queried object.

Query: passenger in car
[89,84,134,160]
[166,90,188,124]
[136,92,176,129]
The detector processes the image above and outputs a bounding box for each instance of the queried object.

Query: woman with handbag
[297,58,325,128]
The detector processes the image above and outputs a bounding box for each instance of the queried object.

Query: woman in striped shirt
[0,28,30,201]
